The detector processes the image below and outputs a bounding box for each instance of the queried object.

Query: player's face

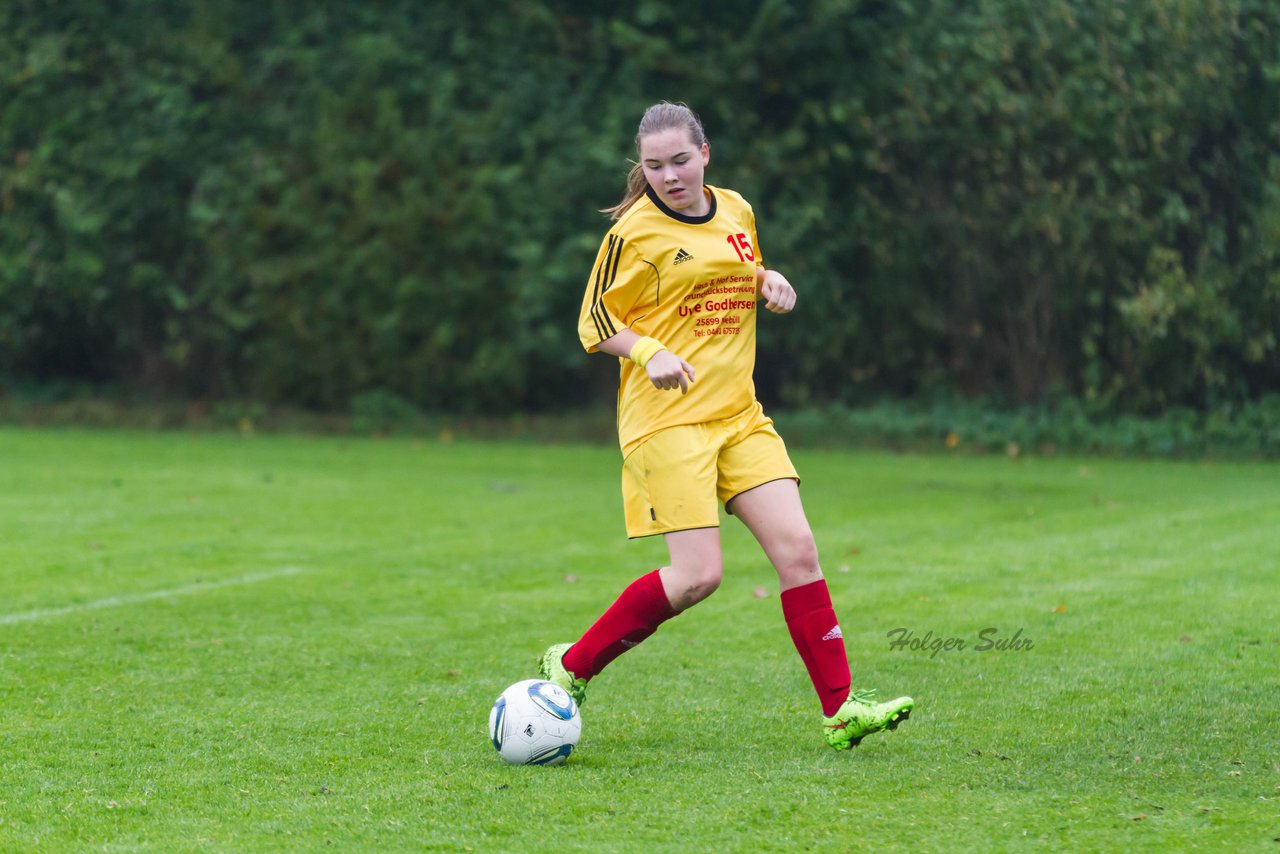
[640,128,711,216]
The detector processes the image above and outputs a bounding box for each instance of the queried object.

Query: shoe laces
[848,688,878,705]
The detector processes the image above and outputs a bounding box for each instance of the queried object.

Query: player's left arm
[756,267,796,314]
[747,207,794,314]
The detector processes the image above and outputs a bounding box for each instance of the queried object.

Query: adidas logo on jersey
[673,247,694,265]
[822,625,844,641]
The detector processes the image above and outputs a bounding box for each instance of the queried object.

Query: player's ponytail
[602,161,648,221]
[602,102,708,220]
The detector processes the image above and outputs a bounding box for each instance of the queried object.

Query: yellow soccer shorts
[620,401,800,538]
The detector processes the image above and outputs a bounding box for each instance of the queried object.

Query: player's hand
[759,270,797,314]
[645,349,696,394]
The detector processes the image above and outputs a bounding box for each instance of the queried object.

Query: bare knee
[662,528,724,611]
[662,559,723,611]
[774,529,822,589]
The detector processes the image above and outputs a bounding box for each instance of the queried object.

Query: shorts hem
[723,476,800,515]
[626,523,720,541]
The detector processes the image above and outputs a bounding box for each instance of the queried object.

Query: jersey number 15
[726,232,755,262]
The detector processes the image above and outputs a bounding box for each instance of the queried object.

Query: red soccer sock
[781,578,852,717]
[563,569,677,680]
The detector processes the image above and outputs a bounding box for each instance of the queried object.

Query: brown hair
[602,102,709,220]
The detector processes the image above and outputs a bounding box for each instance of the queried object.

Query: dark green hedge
[3,1,1278,415]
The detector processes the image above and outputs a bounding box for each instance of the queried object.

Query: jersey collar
[645,185,717,224]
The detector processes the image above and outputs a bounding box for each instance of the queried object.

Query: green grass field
[1,426,1277,852]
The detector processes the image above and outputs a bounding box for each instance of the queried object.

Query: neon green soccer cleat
[538,643,588,707]
[823,689,913,749]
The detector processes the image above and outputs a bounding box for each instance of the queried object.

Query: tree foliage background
[3,0,1278,416]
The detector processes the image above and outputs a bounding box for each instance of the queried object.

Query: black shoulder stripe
[587,235,613,341]
[591,234,620,339]
[607,235,624,289]
[588,253,609,340]
[602,236,622,335]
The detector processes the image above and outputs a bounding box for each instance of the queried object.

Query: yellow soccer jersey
[579,184,765,455]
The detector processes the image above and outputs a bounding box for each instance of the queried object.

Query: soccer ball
[488,679,582,766]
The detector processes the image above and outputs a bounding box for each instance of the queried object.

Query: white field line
[0,566,306,626]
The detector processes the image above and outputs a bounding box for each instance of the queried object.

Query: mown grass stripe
[0,566,305,626]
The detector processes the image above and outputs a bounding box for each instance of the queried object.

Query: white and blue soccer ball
[488,679,582,766]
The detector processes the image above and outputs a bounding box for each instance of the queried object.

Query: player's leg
[727,478,850,714]
[726,477,821,591]
[719,408,912,748]
[561,528,721,678]
[714,408,845,709]
[540,527,721,705]
[729,478,913,748]
[657,526,723,611]
[541,425,721,704]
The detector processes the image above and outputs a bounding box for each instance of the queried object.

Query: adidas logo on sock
[673,247,693,265]
[822,625,844,641]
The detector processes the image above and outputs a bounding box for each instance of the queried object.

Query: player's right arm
[597,329,696,394]
[579,232,695,394]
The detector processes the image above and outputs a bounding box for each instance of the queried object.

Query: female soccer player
[540,102,912,749]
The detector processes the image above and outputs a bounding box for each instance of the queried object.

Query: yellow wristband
[629,336,666,368]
